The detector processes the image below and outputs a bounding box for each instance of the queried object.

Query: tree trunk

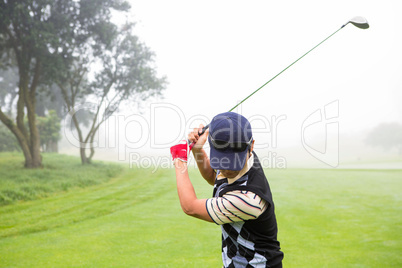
[20,63,42,168]
[25,99,42,168]
[0,76,42,167]
[0,108,37,168]
[71,111,91,165]
[80,147,91,164]
[87,130,97,163]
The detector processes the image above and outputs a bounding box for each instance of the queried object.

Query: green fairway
[0,156,401,267]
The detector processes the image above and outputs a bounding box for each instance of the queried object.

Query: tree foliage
[365,122,402,154]
[59,23,166,164]
[0,0,133,167]
[36,110,61,152]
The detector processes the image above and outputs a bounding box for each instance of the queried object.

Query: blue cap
[208,112,253,171]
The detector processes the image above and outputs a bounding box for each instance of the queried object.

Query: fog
[60,0,402,168]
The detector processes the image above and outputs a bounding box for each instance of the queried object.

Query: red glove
[170,140,189,162]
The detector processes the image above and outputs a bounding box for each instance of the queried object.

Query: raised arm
[173,159,213,222]
[170,140,213,222]
[188,125,216,185]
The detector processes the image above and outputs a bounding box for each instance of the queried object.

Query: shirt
[210,152,283,268]
[205,154,268,225]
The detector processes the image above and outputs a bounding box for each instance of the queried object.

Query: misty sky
[63,0,402,167]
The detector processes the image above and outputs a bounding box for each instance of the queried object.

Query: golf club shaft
[228,26,345,112]
[189,24,347,149]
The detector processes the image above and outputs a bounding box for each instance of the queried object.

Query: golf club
[189,16,369,150]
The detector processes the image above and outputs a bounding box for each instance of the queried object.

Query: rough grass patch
[0,152,124,206]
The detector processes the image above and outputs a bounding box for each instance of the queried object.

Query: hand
[188,124,209,151]
[170,140,189,162]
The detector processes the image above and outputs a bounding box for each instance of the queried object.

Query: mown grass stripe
[0,168,175,239]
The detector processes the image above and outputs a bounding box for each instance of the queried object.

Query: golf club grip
[188,124,210,151]
[198,124,210,136]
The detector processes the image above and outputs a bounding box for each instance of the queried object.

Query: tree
[0,1,44,167]
[0,0,131,168]
[365,122,402,155]
[59,23,166,164]
[36,110,61,152]
[35,84,65,118]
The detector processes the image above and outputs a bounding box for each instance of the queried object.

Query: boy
[170,112,283,267]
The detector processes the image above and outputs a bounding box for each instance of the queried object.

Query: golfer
[170,112,283,268]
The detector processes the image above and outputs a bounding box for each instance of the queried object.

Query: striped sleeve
[206,190,268,225]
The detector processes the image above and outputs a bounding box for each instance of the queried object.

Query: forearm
[175,160,197,213]
[174,159,213,222]
[192,148,216,185]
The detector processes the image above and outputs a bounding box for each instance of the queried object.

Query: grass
[0,153,401,267]
[0,152,123,205]
[270,169,402,267]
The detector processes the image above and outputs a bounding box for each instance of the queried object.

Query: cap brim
[209,145,249,171]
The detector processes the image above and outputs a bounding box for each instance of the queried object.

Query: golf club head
[346,16,369,29]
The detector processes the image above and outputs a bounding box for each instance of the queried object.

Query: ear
[249,140,255,155]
